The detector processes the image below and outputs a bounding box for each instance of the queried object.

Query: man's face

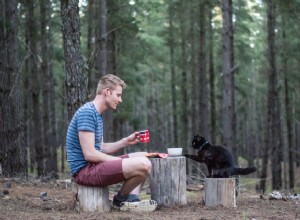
[105,85,123,110]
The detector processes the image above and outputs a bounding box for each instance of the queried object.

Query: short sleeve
[77,109,97,133]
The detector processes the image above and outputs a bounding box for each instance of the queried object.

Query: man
[66,74,157,211]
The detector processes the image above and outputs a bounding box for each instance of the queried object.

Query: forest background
[1,0,300,194]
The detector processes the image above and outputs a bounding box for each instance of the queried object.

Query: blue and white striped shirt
[66,102,103,176]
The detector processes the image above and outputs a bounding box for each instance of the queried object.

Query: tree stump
[205,178,236,207]
[72,182,111,212]
[149,156,187,205]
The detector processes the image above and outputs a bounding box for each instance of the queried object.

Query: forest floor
[0,176,300,220]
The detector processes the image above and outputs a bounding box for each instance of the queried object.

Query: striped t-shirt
[66,102,103,176]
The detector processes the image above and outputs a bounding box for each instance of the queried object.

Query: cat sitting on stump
[185,135,257,178]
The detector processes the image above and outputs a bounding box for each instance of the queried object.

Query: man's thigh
[74,156,128,187]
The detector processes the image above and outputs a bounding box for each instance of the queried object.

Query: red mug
[139,130,150,143]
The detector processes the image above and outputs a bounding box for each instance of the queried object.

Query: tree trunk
[205,178,236,207]
[281,15,294,190]
[61,0,88,121]
[48,21,58,173]
[149,157,187,205]
[208,9,216,144]
[198,0,209,139]
[99,0,107,76]
[187,0,197,177]
[189,0,198,134]
[0,0,26,177]
[27,0,44,176]
[179,1,188,149]
[295,122,300,167]
[23,25,34,173]
[168,3,178,147]
[97,0,113,142]
[40,0,52,175]
[267,0,282,190]
[107,1,120,142]
[87,0,95,96]
[221,0,236,160]
[107,0,117,76]
[260,0,282,191]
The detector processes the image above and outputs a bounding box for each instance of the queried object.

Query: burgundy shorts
[74,154,129,187]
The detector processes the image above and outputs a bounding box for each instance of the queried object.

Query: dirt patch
[0,178,299,220]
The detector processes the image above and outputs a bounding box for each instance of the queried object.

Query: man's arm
[101,132,140,154]
[79,131,120,162]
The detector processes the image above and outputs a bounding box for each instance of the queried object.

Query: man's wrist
[123,137,129,146]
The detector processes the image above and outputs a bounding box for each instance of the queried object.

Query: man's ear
[103,88,110,96]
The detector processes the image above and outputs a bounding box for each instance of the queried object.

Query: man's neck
[93,95,107,114]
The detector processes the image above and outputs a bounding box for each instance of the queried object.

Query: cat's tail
[232,167,257,175]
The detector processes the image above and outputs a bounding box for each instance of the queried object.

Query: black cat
[185,135,257,178]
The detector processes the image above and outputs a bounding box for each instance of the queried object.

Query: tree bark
[40,0,52,175]
[205,178,236,207]
[87,0,95,96]
[208,9,216,144]
[149,157,187,205]
[168,3,178,147]
[27,0,44,176]
[48,22,58,173]
[99,0,107,76]
[260,0,282,191]
[96,0,113,142]
[281,15,294,190]
[0,0,26,177]
[189,0,198,134]
[72,182,110,212]
[198,0,209,139]
[179,0,188,149]
[267,0,282,190]
[61,0,88,121]
[187,0,197,177]
[221,0,237,160]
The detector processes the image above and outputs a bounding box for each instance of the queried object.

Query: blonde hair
[96,74,126,95]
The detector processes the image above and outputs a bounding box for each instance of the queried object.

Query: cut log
[205,178,236,207]
[149,156,187,205]
[72,182,110,212]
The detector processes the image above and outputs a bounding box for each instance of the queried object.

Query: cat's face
[192,135,207,149]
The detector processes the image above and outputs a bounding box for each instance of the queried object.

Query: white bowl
[167,148,183,156]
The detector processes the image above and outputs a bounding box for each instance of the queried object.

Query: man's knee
[137,157,152,175]
[122,157,152,178]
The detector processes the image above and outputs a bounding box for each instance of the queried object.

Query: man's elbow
[83,151,97,162]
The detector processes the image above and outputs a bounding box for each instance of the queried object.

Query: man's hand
[126,132,140,145]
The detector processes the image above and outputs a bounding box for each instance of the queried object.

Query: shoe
[112,194,140,208]
[120,200,157,212]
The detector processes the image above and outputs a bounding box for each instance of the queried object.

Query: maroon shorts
[74,154,129,187]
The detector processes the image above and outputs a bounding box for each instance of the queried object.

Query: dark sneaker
[113,194,140,207]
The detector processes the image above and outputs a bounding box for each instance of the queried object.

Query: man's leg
[113,153,157,211]
[118,152,151,196]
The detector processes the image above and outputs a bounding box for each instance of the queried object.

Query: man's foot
[112,194,157,212]
[112,194,140,207]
